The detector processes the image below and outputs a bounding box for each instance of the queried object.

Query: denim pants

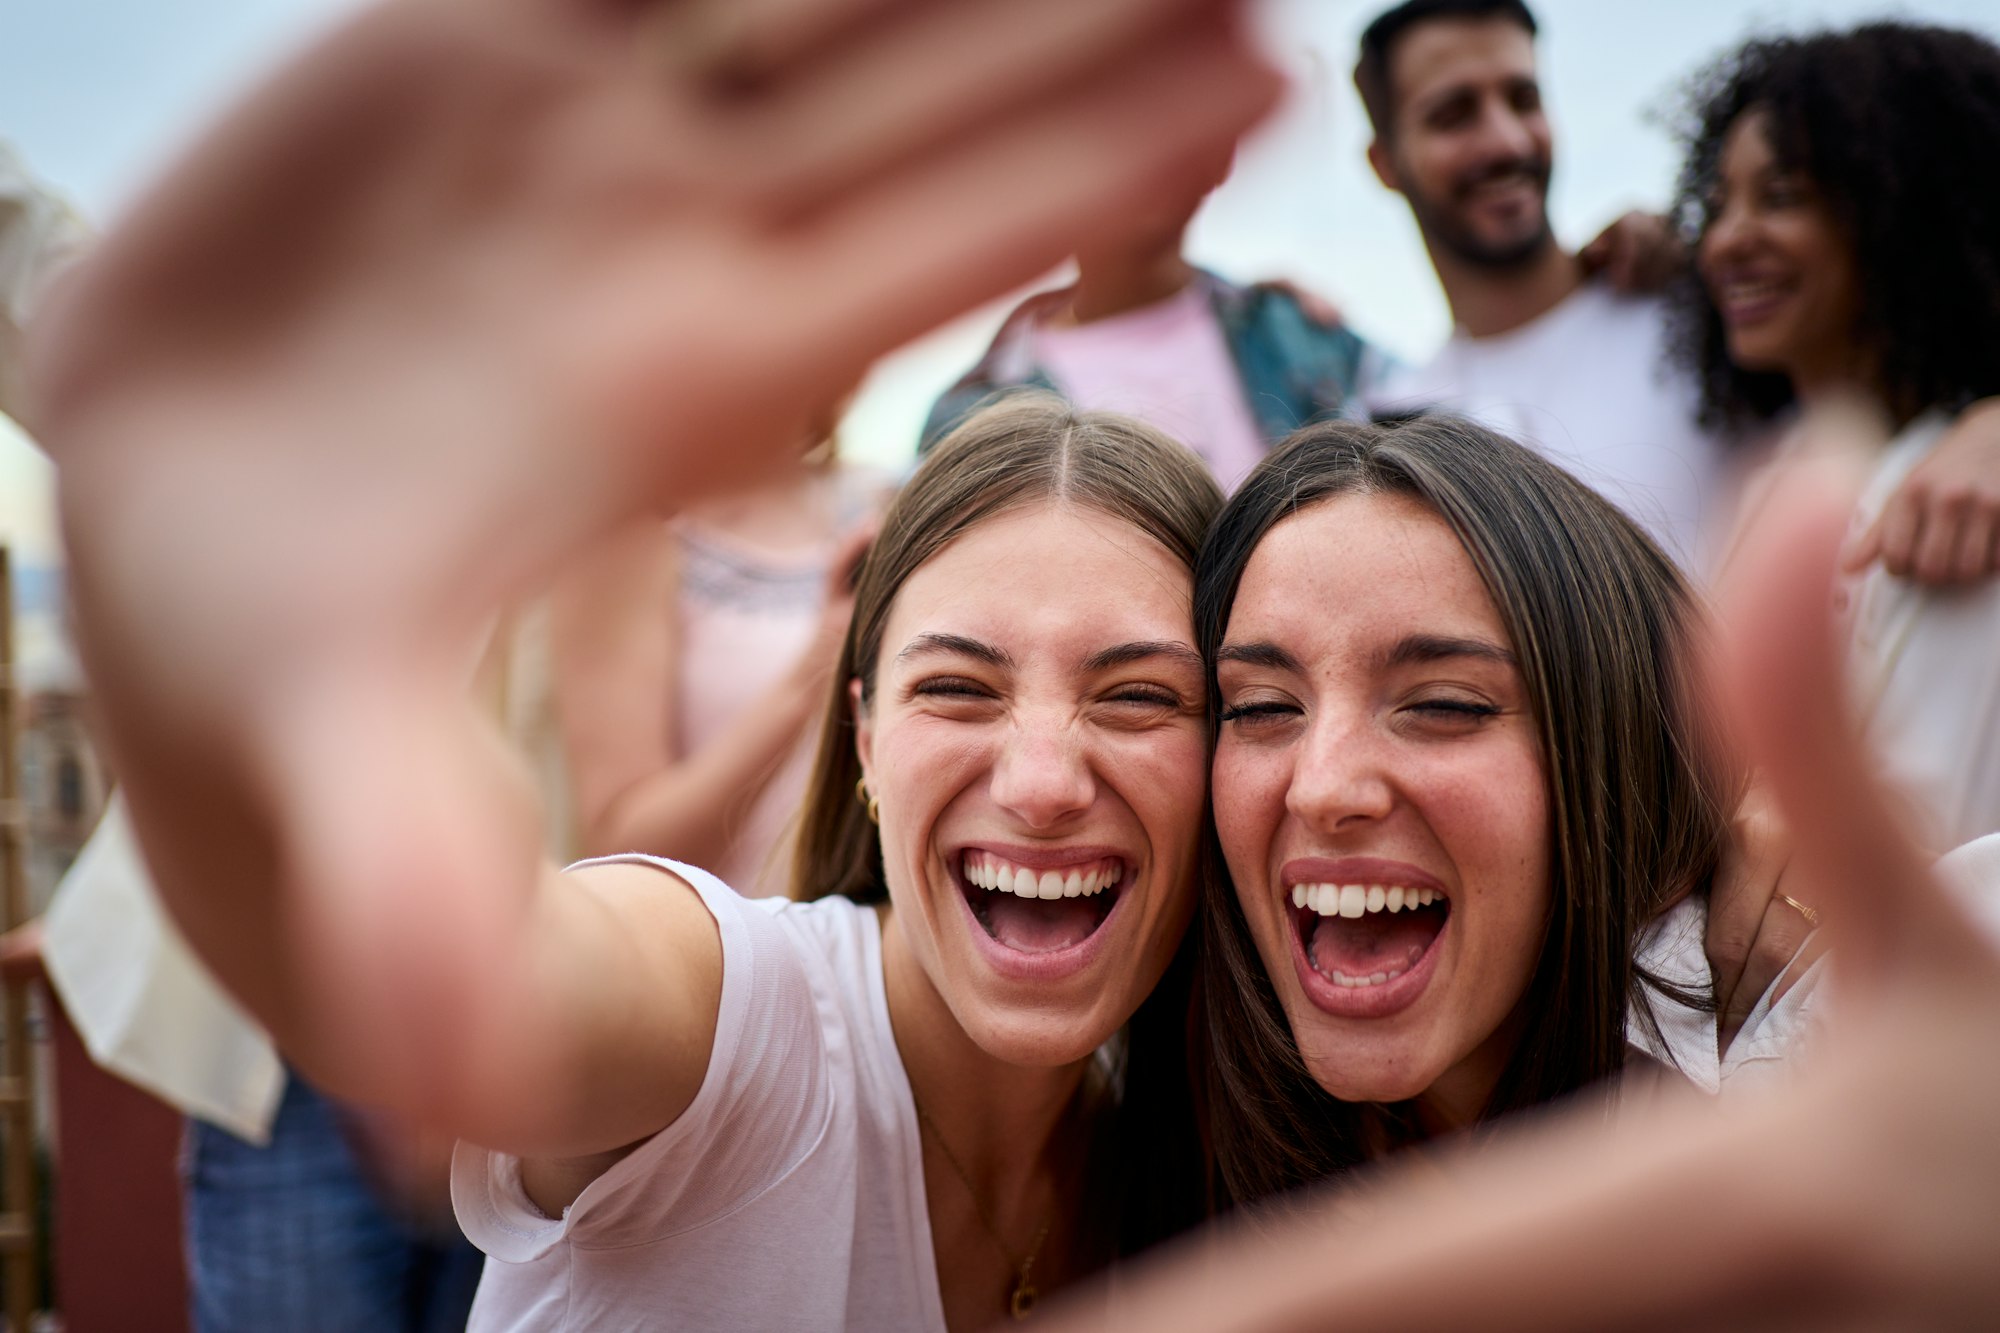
[183,1074,485,1333]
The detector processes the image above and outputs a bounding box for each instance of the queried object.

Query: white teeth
[1325,963,1409,989]
[1291,882,1445,917]
[966,855,1121,899]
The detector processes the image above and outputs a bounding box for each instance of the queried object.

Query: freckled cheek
[1212,744,1289,862]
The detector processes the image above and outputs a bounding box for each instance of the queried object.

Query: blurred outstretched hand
[33,0,1278,1141]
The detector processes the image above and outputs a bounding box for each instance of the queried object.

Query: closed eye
[1405,698,1501,726]
[911,676,994,700]
[1108,685,1187,709]
[1219,699,1301,725]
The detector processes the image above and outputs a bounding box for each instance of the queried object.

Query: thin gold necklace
[912,1096,1052,1320]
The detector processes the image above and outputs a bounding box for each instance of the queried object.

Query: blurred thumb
[1712,404,1981,986]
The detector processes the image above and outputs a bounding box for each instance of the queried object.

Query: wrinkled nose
[989,716,1095,830]
[1284,715,1394,833]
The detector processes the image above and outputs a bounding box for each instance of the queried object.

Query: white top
[1368,282,1729,571]
[1845,413,2000,850]
[453,858,945,1333]
[1630,896,1826,1093]
[41,796,285,1142]
[1029,283,1268,493]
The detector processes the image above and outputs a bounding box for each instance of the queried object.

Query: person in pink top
[551,417,887,896]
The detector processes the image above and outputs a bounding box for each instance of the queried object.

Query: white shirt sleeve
[453,858,834,1261]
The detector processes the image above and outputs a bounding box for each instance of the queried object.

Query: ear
[1367,137,1402,194]
[850,676,874,789]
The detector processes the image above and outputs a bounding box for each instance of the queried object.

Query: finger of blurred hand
[1837,511,1883,574]
[1714,406,1976,985]
[1945,501,1999,584]
[1705,789,1793,1035]
[652,0,911,86]
[594,14,1275,451]
[1909,488,1972,585]
[692,0,1233,216]
[1873,489,1924,578]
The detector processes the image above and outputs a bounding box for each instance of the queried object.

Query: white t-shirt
[1029,283,1268,493]
[453,859,946,1332]
[1368,282,1729,571]
[1845,414,2000,850]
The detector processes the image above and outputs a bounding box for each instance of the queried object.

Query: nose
[1472,95,1537,165]
[988,711,1095,830]
[1700,195,1756,275]
[1285,712,1395,833]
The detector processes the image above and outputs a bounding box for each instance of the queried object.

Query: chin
[958,998,1121,1069]
[1296,1037,1437,1106]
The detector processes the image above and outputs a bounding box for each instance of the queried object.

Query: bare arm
[553,519,863,866]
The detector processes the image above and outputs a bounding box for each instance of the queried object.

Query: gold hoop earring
[855,777,880,825]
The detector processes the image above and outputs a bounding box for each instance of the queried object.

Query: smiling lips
[1292,880,1450,994]
[962,851,1124,956]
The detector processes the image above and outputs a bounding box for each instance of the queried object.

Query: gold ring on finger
[1778,893,1821,928]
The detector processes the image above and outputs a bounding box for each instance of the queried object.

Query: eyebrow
[1081,640,1205,675]
[895,632,1014,669]
[1376,633,1516,672]
[1216,635,1514,674]
[1216,641,1305,673]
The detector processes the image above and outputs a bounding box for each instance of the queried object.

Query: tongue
[984,894,1102,954]
[1308,910,1443,977]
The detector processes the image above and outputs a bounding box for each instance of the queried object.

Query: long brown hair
[791,389,1224,1254]
[1196,414,1737,1206]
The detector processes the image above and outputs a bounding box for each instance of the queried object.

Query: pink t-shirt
[1030,283,1267,492]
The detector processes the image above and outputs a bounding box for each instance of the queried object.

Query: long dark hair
[792,391,1224,1256]
[1196,415,1736,1206]
[1666,22,2000,434]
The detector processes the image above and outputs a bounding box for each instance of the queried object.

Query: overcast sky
[4,0,1999,557]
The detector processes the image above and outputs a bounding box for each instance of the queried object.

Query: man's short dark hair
[1354,0,1539,138]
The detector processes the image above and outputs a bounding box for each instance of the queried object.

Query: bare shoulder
[557,859,724,989]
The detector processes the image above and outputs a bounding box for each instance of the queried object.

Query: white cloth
[1029,283,1269,492]
[453,857,944,1333]
[1629,896,1826,1094]
[40,797,285,1142]
[1368,282,1729,571]
[1844,413,2000,850]
[1630,832,2000,1089]
[0,143,88,425]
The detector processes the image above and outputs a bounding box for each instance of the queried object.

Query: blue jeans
[183,1074,484,1333]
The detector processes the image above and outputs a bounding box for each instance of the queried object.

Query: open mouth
[1289,880,1450,991]
[960,850,1125,956]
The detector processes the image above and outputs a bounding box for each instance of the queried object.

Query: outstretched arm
[37,0,1278,1155]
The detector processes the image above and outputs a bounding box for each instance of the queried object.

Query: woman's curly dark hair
[1665,22,2000,437]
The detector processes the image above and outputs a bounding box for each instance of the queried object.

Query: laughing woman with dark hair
[1668,21,2000,849]
[1193,413,1754,1205]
